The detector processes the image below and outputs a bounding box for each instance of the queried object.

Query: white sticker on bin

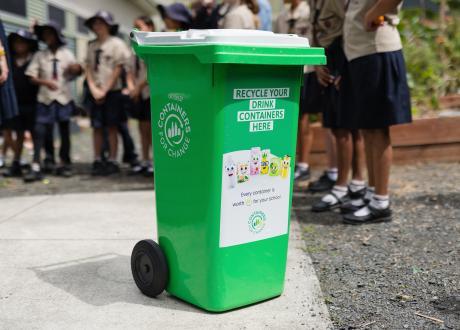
[131,29,310,47]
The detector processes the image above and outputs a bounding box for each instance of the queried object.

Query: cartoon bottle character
[260,149,270,175]
[269,157,281,177]
[280,155,291,179]
[224,157,236,188]
[237,162,249,183]
[250,147,261,176]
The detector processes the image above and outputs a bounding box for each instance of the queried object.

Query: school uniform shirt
[274,1,311,39]
[86,36,131,92]
[130,53,149,100]
[343,0,402,61]
[309,0,344,48]
[25,47,76,106]
[219,4,256,29]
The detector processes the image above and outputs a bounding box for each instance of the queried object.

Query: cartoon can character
[250,147,261,175]
[224,157,237,188]
[280,155,291,179]
[269,157,281,177]
[237,162,249,183]
[261,149,270,175]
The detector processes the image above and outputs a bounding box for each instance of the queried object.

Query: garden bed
[309,116,460,166]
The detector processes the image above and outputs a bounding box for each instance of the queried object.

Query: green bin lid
[131,29,326,66]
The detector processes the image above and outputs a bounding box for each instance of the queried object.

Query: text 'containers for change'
[130,29,325,312]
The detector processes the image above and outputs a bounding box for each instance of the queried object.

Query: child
[341,0,411,224]
[274,0,314,182]
[309,0,367,213]
[0,19,19,169]
[25,21,82,182]
[157,3,193,31]
[84,11,131,176]
[2,29,39,177]
[127,16,154,177]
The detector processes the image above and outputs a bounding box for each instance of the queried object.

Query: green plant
[400,7,460,115]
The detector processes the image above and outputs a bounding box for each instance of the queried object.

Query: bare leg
[325,128,337,169]
[351,130,365,181]
[13,131,25,161]
[332,128,352,186]
[362,130,375,188]
[366,128,392,196]
[298,114,314,165]
[139,120,151,162]
[93,128,104,159]
[2,129,15,160]
[108,126,118,161]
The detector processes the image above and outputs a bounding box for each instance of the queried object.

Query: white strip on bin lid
[131,29,310,48]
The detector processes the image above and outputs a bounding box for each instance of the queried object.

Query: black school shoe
[343,205,392,225]
[308,171,336,193]
[340,187,368,214]
[294,165,311,181]
[143,163,154,178]
[43,158,56,174]
[3,160,23,177]
[91,160,106,176]
[311,190,349,212]
[23,169,44,183]
[105,161,121,176]
[56,165,73,178]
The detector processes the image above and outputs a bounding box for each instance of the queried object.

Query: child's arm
[127,70,147,102]
[101,64,122,96]
[85,64,105,101]
[64,63,83,81]
[25,53,58,90]
[364,0,402,31]
[29,76,58,91]
[0,41,8,84]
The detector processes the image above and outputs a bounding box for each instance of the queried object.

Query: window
[0,0,26,17]
[48,5,66,29]
[77,16,89,34]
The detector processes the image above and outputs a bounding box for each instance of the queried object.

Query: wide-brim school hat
[85,10,119,35]
[157,3,192,26]
[34,21,66,46]
[8,29,39,52]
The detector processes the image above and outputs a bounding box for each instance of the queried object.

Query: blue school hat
[34,21,66,46]
[8,29,39,52]
[157,3,192,28]
[85,10,119,35]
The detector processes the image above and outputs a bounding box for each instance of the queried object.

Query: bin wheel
[131,239,169,297]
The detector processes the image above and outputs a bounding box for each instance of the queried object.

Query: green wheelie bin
[130,29,325,312]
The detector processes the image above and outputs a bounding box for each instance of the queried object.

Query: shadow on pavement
[29,253,204,314]
[292,193,344,226]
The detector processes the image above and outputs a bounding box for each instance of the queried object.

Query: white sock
[350,198,366,207]
[327,168,338,181]
[349,179,366,193]
[297,162,309,170]
[364,187,375,201]
[370,194,390,210]
[354,194,389,217]
[354,206,371,217]
[31,163,40,172]
[321,185,347,204]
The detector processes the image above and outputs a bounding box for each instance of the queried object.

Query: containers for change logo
[158,102,191,158]
[248,211,266,233]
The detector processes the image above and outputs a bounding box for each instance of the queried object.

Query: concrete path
[0,191,332,329]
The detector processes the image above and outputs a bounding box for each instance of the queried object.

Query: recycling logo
[158,102,191,158]
[248,211,266,234]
